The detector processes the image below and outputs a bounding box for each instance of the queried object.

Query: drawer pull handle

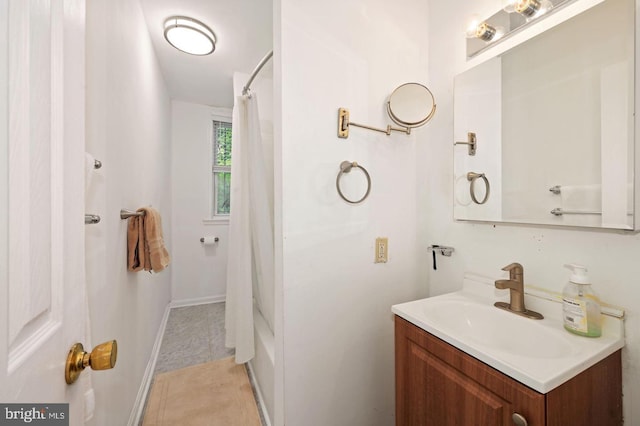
[512,413,528,426]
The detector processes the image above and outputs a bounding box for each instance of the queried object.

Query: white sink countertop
[391,273,625,393]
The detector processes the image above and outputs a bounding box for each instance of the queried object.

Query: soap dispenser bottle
[562,264,602,337]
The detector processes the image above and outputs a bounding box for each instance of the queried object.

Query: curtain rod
[242,50,273,96]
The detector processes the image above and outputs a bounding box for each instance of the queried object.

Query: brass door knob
[65,340,118,384]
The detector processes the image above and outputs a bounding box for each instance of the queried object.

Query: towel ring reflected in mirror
[336,161,372,204]
[467,172,490,205]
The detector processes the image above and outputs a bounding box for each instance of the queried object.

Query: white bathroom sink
[392,273,625,393]
[425,300,575,359]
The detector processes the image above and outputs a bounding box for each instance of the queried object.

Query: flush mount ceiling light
[164,16,216,56]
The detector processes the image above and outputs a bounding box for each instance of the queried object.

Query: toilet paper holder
[200,237,220,243]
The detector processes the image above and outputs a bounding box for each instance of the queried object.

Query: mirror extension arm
[338,108,410,139]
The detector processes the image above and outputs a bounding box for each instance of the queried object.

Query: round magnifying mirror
[387,83,436,129]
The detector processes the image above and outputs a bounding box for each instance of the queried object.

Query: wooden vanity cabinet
[395,316,622,426]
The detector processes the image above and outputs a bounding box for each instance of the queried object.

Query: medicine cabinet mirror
[453,0,637,230]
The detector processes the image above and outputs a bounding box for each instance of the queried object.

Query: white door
[0,0,88,423]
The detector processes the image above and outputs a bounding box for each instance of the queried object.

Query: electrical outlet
[375,237,388,263]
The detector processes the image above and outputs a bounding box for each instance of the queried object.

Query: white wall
[423,0,640,424]
[170,101,230,304]
[85,0,172,424]
[278,0,429,424]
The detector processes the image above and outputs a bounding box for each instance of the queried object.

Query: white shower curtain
[225,94,275,363]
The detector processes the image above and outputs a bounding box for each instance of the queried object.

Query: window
[212,120,232,217]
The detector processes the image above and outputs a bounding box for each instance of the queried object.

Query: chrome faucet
[494,263,543,320]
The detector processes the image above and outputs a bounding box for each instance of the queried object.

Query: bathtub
[250,306,274,425]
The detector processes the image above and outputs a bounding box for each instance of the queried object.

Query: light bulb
[476,23,497,41]
[513,0,553,18]
[465,15,482,39]
[515,0,541,16]
[465,14,504,42]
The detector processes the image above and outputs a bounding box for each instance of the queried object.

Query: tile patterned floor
[141,302,267,425]
[154,303,235,374]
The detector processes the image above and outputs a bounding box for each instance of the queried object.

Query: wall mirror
[387,83,436,128]
[453,0,637,230]
[338,82,436,138]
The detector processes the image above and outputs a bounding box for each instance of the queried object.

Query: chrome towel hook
[336,161,372,204]
[85,214,101,224]
[467,172,490,204]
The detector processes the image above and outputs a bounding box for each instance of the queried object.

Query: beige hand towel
[139,207,170,272]
[127,213,146,272]
[127,207,170,272]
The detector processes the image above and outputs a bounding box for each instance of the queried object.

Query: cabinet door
[395,316,545,426]
[404,339,512,425]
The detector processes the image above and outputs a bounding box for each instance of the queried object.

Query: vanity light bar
[466,0,572,58]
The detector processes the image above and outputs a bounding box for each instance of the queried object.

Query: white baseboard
[127,303,171,426]
[169,294,225,308]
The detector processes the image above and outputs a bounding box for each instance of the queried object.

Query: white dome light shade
[164,16,216,56]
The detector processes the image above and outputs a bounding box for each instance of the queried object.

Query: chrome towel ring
[467,172,490,204]
[336,161,371,204]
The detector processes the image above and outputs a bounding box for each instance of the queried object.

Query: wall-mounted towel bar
[200,237,220,243]
[551,208,601,216]
[85,214,101,224]
[549,185,561,194]
[551,208,633,216]
[120,209,145,220]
